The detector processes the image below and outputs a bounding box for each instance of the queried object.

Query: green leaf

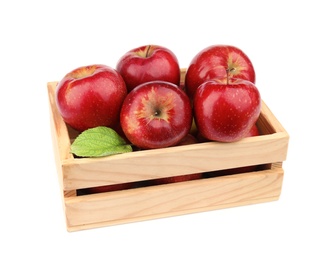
[71,126,132,158]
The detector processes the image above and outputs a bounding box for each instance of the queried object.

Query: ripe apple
[193,77,261,142]
[185,45,255,99]
[56,64,127,132]
[246,123,260,137]
[116,45,180,91]
[176,133,198,146]
[120,81,192,149]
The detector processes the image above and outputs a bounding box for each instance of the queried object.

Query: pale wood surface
[61,133,288,190]
[65,163,283,231]
[48,82,74,161]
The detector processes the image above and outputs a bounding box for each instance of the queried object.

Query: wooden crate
[48,70,289,232]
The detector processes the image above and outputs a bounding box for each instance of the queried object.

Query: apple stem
[226,68,235,84]
[145,45,152,58]
[226,69,230,84]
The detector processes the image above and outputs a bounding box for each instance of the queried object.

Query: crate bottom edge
[65,195,281,232]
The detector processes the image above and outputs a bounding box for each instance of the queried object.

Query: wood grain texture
[48,82,73,161]
[65,164,283,231]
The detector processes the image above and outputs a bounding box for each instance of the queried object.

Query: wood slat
[65,164,283,229]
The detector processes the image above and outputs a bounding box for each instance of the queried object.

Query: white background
[1,0,333,259]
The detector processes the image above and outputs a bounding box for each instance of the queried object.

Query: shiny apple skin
[120,81,192,149]
[246,123,260,137]
[176,133,198,146]
[193,78,261,142]
[56,64,127,132]
[185,45,255,99]
[116,45,180,92]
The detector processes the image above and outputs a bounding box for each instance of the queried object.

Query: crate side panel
[48,82,73,161]
[259,100,288,135]
[48,82,73,192]
[62,132,288,190]
[64,167,284,228]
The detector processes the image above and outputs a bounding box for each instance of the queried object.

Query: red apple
[120,81,192,149]
[246,123,260,137]
[193,77,261,142]
[185,45,255,99]
[176,133,198,146]
[116,45,180,91]
[152,173,203,185]
[56,64,127,132]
